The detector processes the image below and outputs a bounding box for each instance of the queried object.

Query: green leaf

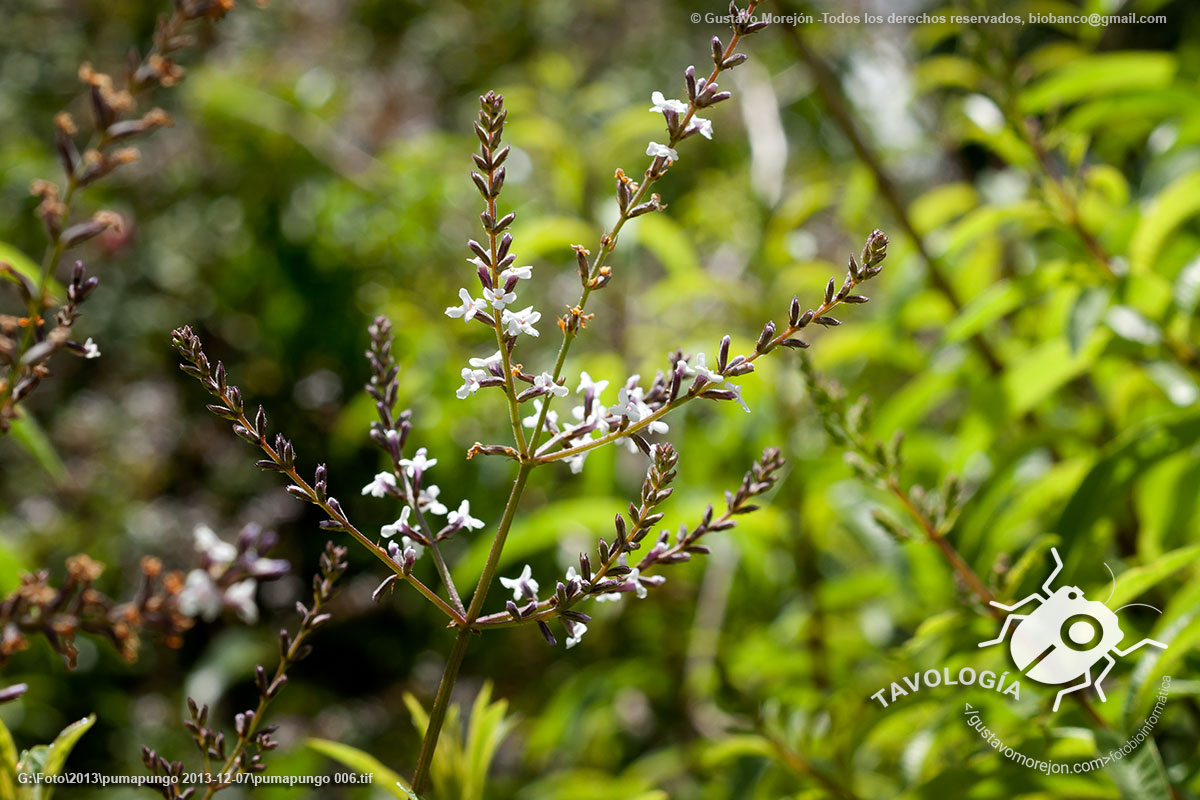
[1020,52,1177,113]
[941,280,1022,345]
[305,738,411,798]
[1056,406,1200,550]
[1174,255,1200,313]
[0,243,41,287]
[1001,329,1109,418]
[0,716,18,800]
[1107,545,1200,610]
[462,682,517,800]
[1094,728,1171,800]
[16,715,95,800]
[1067,287,1110,355]
[1130,170,1200,276]
[7,415,66,484]
[1146,361,1199,407]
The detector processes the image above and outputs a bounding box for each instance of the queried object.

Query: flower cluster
[0,553,194,670]
[364,317,484,605]
[170,4,888,793]
[176,524,290,624]
[144,542,348,798]
[479,445,788,648]
[0,0,241,435]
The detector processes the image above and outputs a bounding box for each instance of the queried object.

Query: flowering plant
[169,3,890,793]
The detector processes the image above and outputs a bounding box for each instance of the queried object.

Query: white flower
[194,525,237,568]
[636,401,669,435]
[608,387,643,421]
[576,371,610,398]
[419,484,447,516]
[401,535,425,561]
[499,564,539,602]
[566,453,588,474]
[447,499,485,531]
[570,401,610,435]
[593,592,623,603]
[381,506,412,538]
[649,91,688,115]
[246,555,290,578]
[500,265,533,281]
[689,352,724,383]
[445,288,487,322]
[565,620,588,649]
[535,372,568,397]
[483,286,517,310]
[178,569,222,621]
[361,471,397,497]
[224,579,259,624]
[686,115,713,140]
[400,447,438,475]
[502,306,541,337]
[729,383,751,413]
[457,367,486,399]
[627,567,649,599]
[469,350,503,371]
[82,337,101,359]
[646,141,679,162]
[522,399,558,430]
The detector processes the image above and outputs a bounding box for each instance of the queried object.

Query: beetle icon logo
[978,547,1166,711]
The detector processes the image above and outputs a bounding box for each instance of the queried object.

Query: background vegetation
[0,0,1197,797]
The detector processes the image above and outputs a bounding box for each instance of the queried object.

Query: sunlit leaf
[1020,53,1177,113]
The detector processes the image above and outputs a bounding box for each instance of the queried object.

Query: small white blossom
[246,554,290,578]
[469,350,503,370]
[178,570,223,621]
[502,306,541,337]
[576,371,610,397]
[608,387,643,421]
[361,471,397,497]
[499,564,539,602]
[646,141,679,162]
[500,265,533,281]
[535,372,569,397]
[687,116,713,140]
[194,525,237,568]
[82,337,101,359]
[639,402,669,435]
[483,286,517,310]
[456,368,486,399]
[381,506,412,538]
[447,499,485,531]
[400,447,438,475]
[522,399,558,430]
[445,287,487,322]
[627,567,649,599]
[565,452,588,474]
[401,535,425,561]
[418,484,447,516]
[565,620,588,649]
[224,579,259,624]
[593,592,623,603]
[689,352,724,383]
[649,91,688,115]
[729,383,751,413]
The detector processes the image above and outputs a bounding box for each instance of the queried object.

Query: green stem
[410,463,532,794]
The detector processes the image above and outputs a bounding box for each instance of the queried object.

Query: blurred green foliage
[0,0,1198,798]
